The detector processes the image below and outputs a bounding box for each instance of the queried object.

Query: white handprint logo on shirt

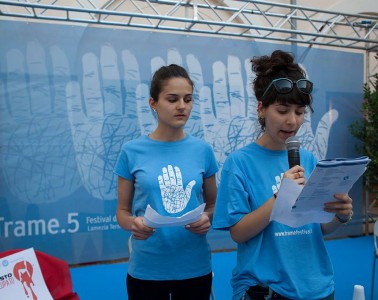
[158,165,196,213]
[272,173,284,194]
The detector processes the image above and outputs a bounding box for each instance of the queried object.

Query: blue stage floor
[70,235,375,300]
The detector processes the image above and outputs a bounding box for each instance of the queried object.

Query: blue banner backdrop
[0,20,364,264]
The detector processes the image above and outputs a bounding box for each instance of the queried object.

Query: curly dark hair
[251,50,313,112]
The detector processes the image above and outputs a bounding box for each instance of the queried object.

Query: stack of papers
[270,156,371,227]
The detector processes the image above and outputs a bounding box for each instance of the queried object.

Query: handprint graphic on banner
[188,55,261,178]
[66,45,141,201]
[0,42,81,203]
[0,20,363,263]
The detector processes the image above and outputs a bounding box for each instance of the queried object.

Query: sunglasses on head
[262,78,313,98]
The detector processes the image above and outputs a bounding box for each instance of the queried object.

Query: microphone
[285,136,301,168]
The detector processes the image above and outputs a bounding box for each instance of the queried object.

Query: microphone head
[285,136,301,150]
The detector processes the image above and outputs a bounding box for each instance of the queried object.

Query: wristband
[273,193,277,199]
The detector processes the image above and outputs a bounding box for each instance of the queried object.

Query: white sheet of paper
[270,156,370,227]
[0,248,53,300]
[143,203,206,228]
[292,157,370,212]
[270,178,335,227]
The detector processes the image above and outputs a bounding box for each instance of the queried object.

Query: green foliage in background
[349,54,378,188]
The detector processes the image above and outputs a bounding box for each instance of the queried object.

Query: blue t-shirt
[213,142,334,300]
[114,134,219,280]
